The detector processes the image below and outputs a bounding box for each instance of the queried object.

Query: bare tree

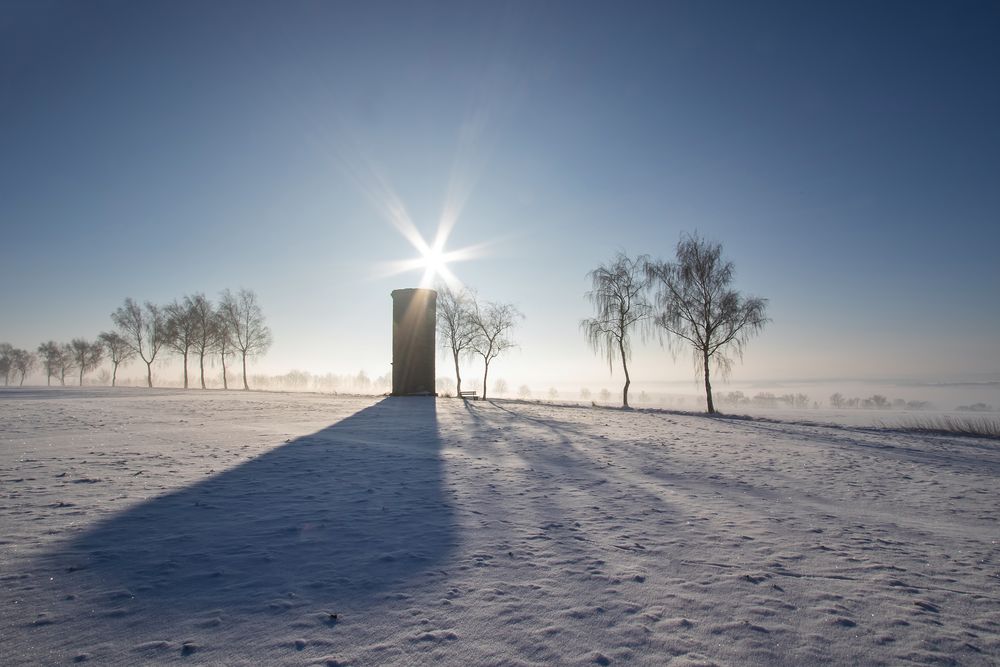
[98,331,135,387]
[57,343,75,386]
[164,298,199,388]
[70,338,104,386]
[0,343,12,386]
[646,233,769,414]
[211,308,234,390]
[111,298,168,388]
[580,252,651,408]
[11,349,35,386]
[219,288,272,390]
[37,341,62,386]
[469,299,521,400]
[436,285,478,396]
[187,293,216,389]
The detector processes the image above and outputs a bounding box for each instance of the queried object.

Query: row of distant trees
[717,391,934,411]
[436,289,522,399]
[0,288,271,390]
[581,233,769,413]
[828,393,932,411]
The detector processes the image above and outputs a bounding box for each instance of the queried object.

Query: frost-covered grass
[1,388,998,665]
[885,414,1000,439]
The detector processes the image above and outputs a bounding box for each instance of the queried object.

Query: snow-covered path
[1,389,997,665]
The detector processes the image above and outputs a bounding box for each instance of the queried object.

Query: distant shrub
[957,402,994,412]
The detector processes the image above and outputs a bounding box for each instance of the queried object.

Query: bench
[459,390,479,400]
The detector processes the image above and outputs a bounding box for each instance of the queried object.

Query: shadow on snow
[42,397,453,622]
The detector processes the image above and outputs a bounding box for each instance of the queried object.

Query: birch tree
[11,349,35,386]
[70,338,103,386]
[165,298,199,388]
[0,343,11,386]
[469,299,521,400]
[111,298,168,388]
[645,233,768,414]
[436,286,477,396]
[37,341,62,386]
[219,288,272,391]
[187,293,216,389]
[580,252,651,408]
[57,343,75,386]
[98,331,135,387]
[211,308,234,389]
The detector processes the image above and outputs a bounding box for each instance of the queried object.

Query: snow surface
[1,388,997,666]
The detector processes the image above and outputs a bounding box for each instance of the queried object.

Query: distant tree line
[581,233,769,413]
[956,402,994,412]
[246,369,392,395]
[713,391,934,411]
[828,393,931,411]
[0,288,271,390]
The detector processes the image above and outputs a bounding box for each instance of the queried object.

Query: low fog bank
[13,362,998,418]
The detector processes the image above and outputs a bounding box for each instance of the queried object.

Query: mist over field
[41,358,998,417]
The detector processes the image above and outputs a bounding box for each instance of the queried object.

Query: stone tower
[391,288,437,395]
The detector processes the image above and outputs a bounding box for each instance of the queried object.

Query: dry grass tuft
[886,415,1000,439]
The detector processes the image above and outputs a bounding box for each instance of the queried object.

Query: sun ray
[314,99,504,288]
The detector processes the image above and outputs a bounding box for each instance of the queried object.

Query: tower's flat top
[391,288,438,297]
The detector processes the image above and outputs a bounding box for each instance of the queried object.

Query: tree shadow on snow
[41,397,453,624]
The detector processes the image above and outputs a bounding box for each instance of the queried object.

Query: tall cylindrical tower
[391,288,437,396]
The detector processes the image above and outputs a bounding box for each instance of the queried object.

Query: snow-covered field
[1,388,997,666]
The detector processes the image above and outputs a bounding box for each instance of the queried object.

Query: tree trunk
[482,362,489,400]
[146,361,153,388]
[703,349,714,414]
[182,350,189,389]
[79,367,84,386]
[222,354,228,390]
[199,352,206,389]
[20,374,26,386]
[619,338,631,408]
[242,352,249,390]
[112,362,118,387]
[452,349,462,396]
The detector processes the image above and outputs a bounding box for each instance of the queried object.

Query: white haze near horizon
[20,353,999,414]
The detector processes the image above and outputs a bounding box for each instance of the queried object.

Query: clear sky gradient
[2,1,998,389]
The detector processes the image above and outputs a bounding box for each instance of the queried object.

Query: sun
[421,243,448,279]
[416,237,465,288]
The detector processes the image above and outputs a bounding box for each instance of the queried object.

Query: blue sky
[2,1,998,388]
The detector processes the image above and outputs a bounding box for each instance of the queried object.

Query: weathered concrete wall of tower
[391,288,437,396]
